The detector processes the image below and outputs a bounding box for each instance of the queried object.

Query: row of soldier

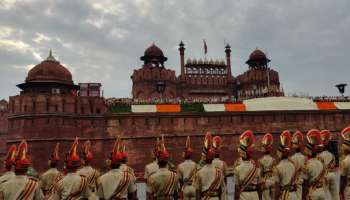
[0,126,350,199]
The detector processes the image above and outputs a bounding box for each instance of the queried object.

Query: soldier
[97,137,137,200]
[233,130,261,200]
[212,136,229,177]
[273,130,298,200]
[145,137,161,200]
[177,136,197,200]
[40,142,63,197]
[119,138,137,183]
[340,126,350,200]
[318,130,338,200]
[0,140,44,200]
[48,137,90,200]
[78,140,100,199]
[198,132,213,169]
[302,129,326,200]
[193,134,226,200]
[290,131,307,200]
[258,133,276,200]
[0,145,16,186]
[149,135,179,200]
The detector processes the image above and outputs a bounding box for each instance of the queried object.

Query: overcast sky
[0,0,349,99]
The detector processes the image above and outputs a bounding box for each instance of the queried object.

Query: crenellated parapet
[9,94,107,115]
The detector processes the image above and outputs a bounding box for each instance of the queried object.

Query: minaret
[179,41,185,76]
[225,44,232,77]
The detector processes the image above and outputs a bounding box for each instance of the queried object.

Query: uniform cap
[5,145,17,168]
[202,131,213,156]
[292,131,303,147]
[83,140,93,162]
[262,133,273,151]
[158,135,169,161]
[305,129,321,152]
[278,130,291,155]
[66,137,80,168]
[15,140,31,170]
[111,136,123,164]
[50,142,60,163]
[120,139,128,160]
[239,130,255,156]
[341,126,350,147]
[153,137,161,157]
[320,130,331,146]
[212,136,222,155]
[184,136,193,158]
[206,148,216,161]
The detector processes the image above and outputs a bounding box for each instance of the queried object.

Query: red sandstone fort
[0,43,349,177]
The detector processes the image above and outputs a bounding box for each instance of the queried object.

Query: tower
[179,41,185,76]
[225,44,232,77]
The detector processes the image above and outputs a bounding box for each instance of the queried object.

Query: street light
[336,83,347,96]
[156,80,166,102]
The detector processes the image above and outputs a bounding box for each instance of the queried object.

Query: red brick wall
[6,110,350,176]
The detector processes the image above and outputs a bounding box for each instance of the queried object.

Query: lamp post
[336,83,347,96]
[156,80,166,102]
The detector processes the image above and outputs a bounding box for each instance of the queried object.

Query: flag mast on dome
[203,39,208,61]
[46,49,57,62]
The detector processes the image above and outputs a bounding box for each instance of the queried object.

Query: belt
[263,171,273,177]
[242,188,257,192]
[242,184,257,192]
[310,181,323,188]
[183,179,193,185]
[201,191,220,197]
[281,185,297,192]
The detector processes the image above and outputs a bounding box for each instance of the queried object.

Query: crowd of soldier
[0,126,350,200]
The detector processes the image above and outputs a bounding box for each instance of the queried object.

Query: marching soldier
[273,130,298,200]
[119,138,137,183]
[302,129,326,200]
[78,140,100,199]
[149,135,179,200]
[97,137,137,200]
[198,131,213,169]
[0,140,44,200]
[0,145,16,187]
[40,142,63,197]
[318,130,338,200]
[49,137,90,200]
[233,130,261,200]
[258,133,276,200]
[193,134,226,200]
[145,137,161,200]
[290,131,307,200]
[340,126,350,200]
[212,136,229,177]
[177,136,197,200]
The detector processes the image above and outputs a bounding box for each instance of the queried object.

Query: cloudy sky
[0,0,349,99]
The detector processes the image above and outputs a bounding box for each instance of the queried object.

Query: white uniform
[0,171,15,186]
[97,168,137,200]
[258,154,275,200]
[303,157,326,200]
[48,172,90,200]
[318,150,338,200]
[177,159,197,200]
[0,175,44,200]
[274,159,298,200]
[233,159,261,200]
[78,165,100,199]
[290,152,307,200]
